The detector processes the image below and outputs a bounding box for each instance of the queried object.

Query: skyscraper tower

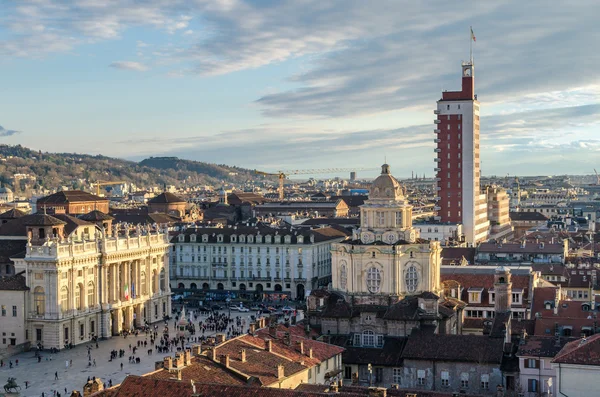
[434,61,489,245]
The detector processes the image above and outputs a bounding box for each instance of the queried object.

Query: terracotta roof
[148,192,186,204]
[0,208,26,219]
[552,334,600,365]
[0,270,28,291]
[147,355,248,386]
[301,218,360,227]
[517,336,577,358]
[52,213,95,235]
[36,190,106,204]
[80,210,115,222]
[0,239,27,263]
[402,332,505,364]
[112,212,179,225]
[22,213,67,226]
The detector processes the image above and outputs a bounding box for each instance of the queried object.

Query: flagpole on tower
[469,26,473,64]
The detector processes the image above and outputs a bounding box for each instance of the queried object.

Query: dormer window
[231,235,237,243]
[489,291,495,304]
[512,291,522,305]
[202,234,208,243]
[266,235,272,243]
[178,234,185,242]
[468,288,483,304]
[297,236,304,244]
[275,235,281,244]
[190,234,196,242]
[248,235,254,243]
[217,234,223,242]
[284,236,291,244]
[240,235,246,243]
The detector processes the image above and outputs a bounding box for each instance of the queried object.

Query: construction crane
[94,180,127,197]
[255,168,378,200]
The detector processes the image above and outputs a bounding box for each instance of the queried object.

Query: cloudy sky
[1,0,598,178]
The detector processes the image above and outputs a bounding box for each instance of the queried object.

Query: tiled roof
[0,270,28,291]
[80,210,115,222]
[112,212,180,225]
[52,213,95,235]
[402,332,504,364]
[22,213,66,227]
[0,208,26,219]
[552,334,600,365]
[510,212,548,221]
[341,337,406,366]
[36,190,106,204]
[440,247,476,265]
[517,336,577,358]
[148,192,186,204]
[478,242,564,254]
[147,355,247,385]
[0,239,27,264]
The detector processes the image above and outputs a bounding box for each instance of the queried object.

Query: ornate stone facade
[11,218,171,349]
[331,164,443,299]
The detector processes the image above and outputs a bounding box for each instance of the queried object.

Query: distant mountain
[0,144,260,193]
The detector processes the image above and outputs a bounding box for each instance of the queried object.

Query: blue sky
[0,0,599,179]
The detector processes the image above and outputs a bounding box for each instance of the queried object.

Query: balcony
[434,168,441,172]
[434,148,441,153]
[434,129,441,134]
[434,206,441,211]
[435,177,441,181]
[434,119,441,124]
[434,109,440,114]
[434,138,441,143]
[434,158,441,163]
[284,277,292,282]
[434,196,441,201]
[434,216,442,221]
[294,278,307,282]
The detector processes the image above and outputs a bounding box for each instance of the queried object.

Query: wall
[0,289,27,349]
[554,363,600,397]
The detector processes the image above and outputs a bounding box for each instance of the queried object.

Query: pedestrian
[15,359,18,366]
[93,359,96,367]
[70,359,72,367]
[109,379,112,387]
[65,387,67,394]
[55,371,59,380]
[24,380,28,389]
[120,362,123,370]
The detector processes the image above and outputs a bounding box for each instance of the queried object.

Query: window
[393,368,402,384]
[441,371,449,387]
[75,284,81,310]
[375,367,383,383]
[366,267,382,293]
[376,335,384,347]
[88,282,95,306]
[525,359,539,368]
[362,330,375,346]
[34,287,45,315]
[354,333,361,346]
[460,373,469,388]
[395,212,402,226]
[12,306,17,317]
[480,374,489,390]
[405,265,419,293]
[376,211,385,226]
[528,379,538,392]
[1,305,5,316]
[417,370,426,385]
[345,366,352,379]
[60,287,69,312]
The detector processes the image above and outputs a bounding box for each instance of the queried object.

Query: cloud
[0,125,21,137]
[109,61,148,71]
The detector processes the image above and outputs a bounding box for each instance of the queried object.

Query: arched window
[88,282,95,307]
[340,263,347,290]
[75,283,84,310]
[159,268,166,292]
[141,272,146,295]
[34,286,45,315]
[405,265,419,293]
[362,330,375,346]
[366,267,381,294]
[60,286,69,313]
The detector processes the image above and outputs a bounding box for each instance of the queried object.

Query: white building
[7,212,171,349]
[552,334,600,397]
[0,271,28,355]
[170,224,349,300]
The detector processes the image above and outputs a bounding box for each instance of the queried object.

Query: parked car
[267,306,277,312]
[211,304,223,311]
[282,306,294,313]
[238,306,250,312]
[229,305,239,311]
[197,306,211,313]
[262,309,272,314]
[250,305,260,311]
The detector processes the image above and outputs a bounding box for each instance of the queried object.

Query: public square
[0,308,262,397]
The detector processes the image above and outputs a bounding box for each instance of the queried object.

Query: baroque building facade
[9,213,171,349]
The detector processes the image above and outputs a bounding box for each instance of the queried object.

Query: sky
[0,0,599,179]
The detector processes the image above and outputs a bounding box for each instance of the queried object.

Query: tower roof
[369,164,404,200]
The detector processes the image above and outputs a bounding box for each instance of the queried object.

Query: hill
[0,145,259,193]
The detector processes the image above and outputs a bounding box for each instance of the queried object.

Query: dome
[369,164,404,200]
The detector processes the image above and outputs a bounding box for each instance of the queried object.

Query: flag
[470,27,476,42]
[124,284,129,300]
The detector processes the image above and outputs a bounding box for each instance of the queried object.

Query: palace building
[3,209,171,349]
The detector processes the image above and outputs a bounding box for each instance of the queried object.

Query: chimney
[367,387,387,397]
[211,348,217,362]
[83,378,104,397]
[184,349,192,366]
[277,364,285,379]
[192,345,202,356]
[283,332,291,346]
[265,339,273,352]
[177,369,182,380]
[241,349,246,363]
[269,324,277,338]
[163,356,173,370]
[330,383,339,392]
[297,340,305,355]
[216,333,226,344]
[220,354,230,368]
[175,352,184,368]
[308,348,313,359]
[249,322,256,335]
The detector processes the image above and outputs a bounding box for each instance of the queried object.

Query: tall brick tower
[434,61,489,245]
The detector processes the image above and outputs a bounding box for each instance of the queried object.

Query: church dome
[369,164,404,200]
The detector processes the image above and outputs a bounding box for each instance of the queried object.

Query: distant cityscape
[0,59,598,397]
